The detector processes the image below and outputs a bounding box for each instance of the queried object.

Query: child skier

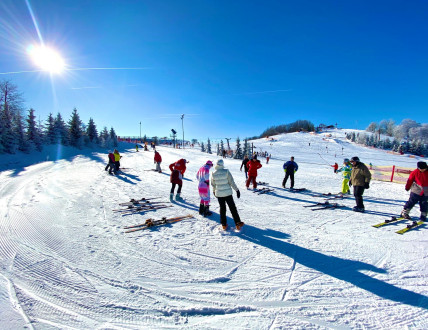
[196,160,213,216]
[246,156,262,189]
[154,150,162,173]
[113,149,121,173]
[337,158,352,195]
[169,159,187,201]
[105,151,116,174]
[331,162,339,173]
[401,161,428,221]
[240,155,250,179]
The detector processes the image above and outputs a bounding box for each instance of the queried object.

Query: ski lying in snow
[258,188,275,194]
[372,216,408,228]
[113,202,168,211]
[119,197,161,206]
[396,220,426,234]
[257,181,269,186]
[253,187,274,193]
[124,215,194,233]
[285,187,306,192]
[119,205,173,215]
[118,200,167,207]
[303,201,332,208]
[310,203,341,211]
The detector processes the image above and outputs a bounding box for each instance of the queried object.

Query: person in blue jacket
[282,156,298,189]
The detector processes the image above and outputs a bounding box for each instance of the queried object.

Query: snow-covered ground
[1,129,427,329]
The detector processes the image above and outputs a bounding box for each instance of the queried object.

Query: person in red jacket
[169,159,187,201]
[154,151,162,173]
[401,161,428,221]
[104,151,116,174]
[331,162,339,173]
[246,156,262,189]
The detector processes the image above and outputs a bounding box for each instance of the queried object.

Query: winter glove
[204,180,209,185]
[236,190,241,199]
[364,182,370,189]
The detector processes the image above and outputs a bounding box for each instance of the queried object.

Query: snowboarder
[337,158,352,195]
[401,161,428,221]
[246,156,262,189]
[240,155,250,179]
[282,156,298,189]
[169,158,187,201]
[113,149,121,172]
[196,160,214,216]
[105,150,116,174]
[349,156,371,212]
[154,150,162,173]
[331,162,339,173]
[211,159,244,231]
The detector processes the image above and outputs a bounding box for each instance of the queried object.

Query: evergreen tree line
[200,137,250,160]
[0,80,118,154]
[347,118,428,156]
[260,119,315,138]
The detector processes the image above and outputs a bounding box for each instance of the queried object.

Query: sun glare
[27,45,65,73]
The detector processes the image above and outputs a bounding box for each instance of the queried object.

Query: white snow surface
[1,129,427,329]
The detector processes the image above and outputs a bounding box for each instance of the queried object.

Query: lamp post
[139,122,141,142]
[180,114,185,149]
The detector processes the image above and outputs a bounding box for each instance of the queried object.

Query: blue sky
[1,0,427,141]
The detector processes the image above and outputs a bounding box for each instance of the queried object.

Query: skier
[246,155,262,189]
[349,156,371,212]
[113,149,122,173]
[211,159,244,231]
[282,156,298,189]
[135,144,139,152]
[169,158,187,201]
[196,160,214,216]
[240,155,250,179]
[266,154,270,164]
[401,161,428,221]
[105,150,116,174]
[154,150,162,173]
[331,162,339,173]
[337,158,352,195]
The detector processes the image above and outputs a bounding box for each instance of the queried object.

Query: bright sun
[27,45,65,73]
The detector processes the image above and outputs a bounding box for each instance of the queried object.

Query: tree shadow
[234,224,428,309]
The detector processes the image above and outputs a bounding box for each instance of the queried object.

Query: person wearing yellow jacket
[113,149,122,172]
[337,158,352,195]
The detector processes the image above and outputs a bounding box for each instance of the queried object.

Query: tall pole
[139,122,141,142]
[181,114,185,149]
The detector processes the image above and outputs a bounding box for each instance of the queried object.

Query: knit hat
[217,159,224,166]
[351,156,360,162]
[417,161,427,170]
[344,158,349,163]
[206,160,213,166]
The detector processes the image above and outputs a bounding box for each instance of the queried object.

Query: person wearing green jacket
[337,158,352,195]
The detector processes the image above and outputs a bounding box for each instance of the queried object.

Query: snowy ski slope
[0,129,427,329]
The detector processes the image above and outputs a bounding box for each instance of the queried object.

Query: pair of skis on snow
[303,201,343,211]
[124,214,194,233]
[372,216,426,234]
[252,187,275,194]
[114,197,172,215]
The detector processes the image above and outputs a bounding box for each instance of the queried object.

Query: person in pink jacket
[196,160,213,216]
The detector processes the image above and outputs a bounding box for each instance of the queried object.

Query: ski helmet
[417,161,427,170]
[206,160,213,166]
[344,158,350,163]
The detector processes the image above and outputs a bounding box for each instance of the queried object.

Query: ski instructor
[211,159,244,231]
[349,156,371,212]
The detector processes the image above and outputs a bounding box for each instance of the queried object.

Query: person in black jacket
[240,155,250,179]
[282,156,299,189]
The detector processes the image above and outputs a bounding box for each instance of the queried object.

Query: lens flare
[27,45,65,73]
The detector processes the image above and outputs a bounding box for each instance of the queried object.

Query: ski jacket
[108,153,115,163]
[240,158,250,171]
[246,159,262,177]
[154,152,162,163]
[283,161,298,173]
[337,164,352,180]
[169,159,187,175]
[196,164,211,186]
[114,152,121,161]
[405,169,428,196]
[211,163,239,198]
[350,162,371,187]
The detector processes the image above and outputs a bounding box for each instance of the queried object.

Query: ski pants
[170,183,182,194]
[105,161,115,173]
[115,161,120,172]
[217,195,241,226]
[198,183,210,205]
[156,162,161,172]
[246,176,257,188]
[404,192,427,216]
[244,170,248,179]
[282,172,294,188]
[353,185,365,209]
[341,178,350,194]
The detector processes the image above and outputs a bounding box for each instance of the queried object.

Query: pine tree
[207,138,212,154]
[86,118,98,144]
[235,137,242,159]
[45,113,56,144]
[220,140,224,156]
[201,142,205,152]
[54,113,68,145]
[13,112,29,152]
[99,126,111,148]
[68,108,83,148]
[26,108,43,151]
[0,103,16,153]
[217,143,220,156]
[243,138,249,157]
[110,127,118,147]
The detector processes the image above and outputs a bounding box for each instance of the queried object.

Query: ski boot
[401,209,411,220]
[221,224,228,231]
[175,193,184,201]
[203,205,212,217]
[199,203,204,215]
[169,193,174,201]
[353,206,365,213]
[420,213,427,222]
[235,222,245,231]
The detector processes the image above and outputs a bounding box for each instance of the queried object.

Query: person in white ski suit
[196,160,213,216]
